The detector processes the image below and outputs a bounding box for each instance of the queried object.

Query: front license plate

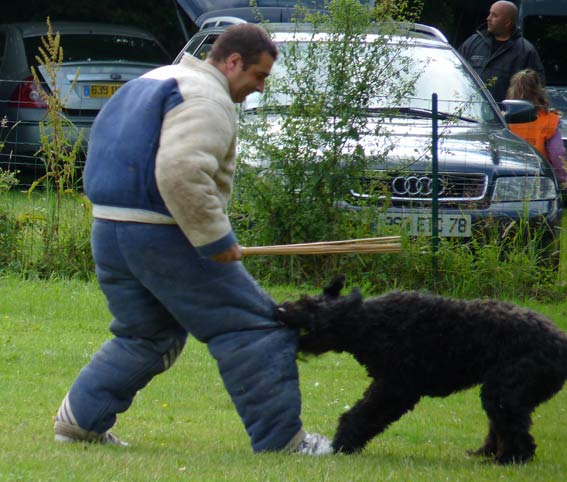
[83,83,122,98]
[381,213,472,237]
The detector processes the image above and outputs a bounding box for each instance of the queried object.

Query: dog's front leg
[333,379,420,453]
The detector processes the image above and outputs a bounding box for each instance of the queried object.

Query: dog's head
[276,274,363,354]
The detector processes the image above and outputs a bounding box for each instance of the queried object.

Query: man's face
[487,3,511,38]
[225,51,274,103]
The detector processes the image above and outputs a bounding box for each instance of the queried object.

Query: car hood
[364,119,547,176]
[246,113,550,178]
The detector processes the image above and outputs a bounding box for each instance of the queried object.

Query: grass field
[2,276,567,481]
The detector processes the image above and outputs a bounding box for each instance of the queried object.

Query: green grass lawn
[2,276,567,481]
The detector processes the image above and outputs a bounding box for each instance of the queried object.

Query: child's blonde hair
[506,69,550,112]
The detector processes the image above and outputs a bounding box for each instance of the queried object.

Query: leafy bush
[0,192,94,279]
[236,0,422,278]
[29,17,84,196]
[239,1,417,245]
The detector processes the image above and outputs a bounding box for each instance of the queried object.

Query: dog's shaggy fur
[276,275,567,464]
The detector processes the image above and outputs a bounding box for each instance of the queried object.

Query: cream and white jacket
[83,55,239,256]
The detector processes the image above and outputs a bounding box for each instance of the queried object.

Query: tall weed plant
[28,16,86,266]
[29,17,84,197]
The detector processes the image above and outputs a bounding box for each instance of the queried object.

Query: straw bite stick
[241,236,402,256]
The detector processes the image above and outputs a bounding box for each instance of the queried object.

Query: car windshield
[244,40,500,124]
[24,34,171,65]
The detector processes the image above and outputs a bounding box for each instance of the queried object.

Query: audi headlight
[492,176,557,202]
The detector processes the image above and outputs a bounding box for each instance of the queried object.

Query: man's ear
[323,274,346,299]
[224,52,243,74]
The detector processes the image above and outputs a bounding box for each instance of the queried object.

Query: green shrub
[0,192,94,279]
[236,0,422,278]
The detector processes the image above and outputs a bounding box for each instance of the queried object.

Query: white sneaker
[293,432,333,455]
[54,420,128,446]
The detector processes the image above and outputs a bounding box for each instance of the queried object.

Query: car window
[192,34,219,60]
[23,34,171,66]
[394,44,498,122]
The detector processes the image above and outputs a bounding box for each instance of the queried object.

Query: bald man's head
[487,1,518,40]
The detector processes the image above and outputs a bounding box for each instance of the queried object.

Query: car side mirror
[500,99,537,124]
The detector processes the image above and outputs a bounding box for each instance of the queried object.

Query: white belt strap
[92,204,177,224]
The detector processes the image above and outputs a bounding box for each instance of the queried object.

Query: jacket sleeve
[458,36,472,59]
[155,97,238,255]
[545,128,567,185]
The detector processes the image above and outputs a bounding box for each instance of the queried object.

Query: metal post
[431,93,439,289]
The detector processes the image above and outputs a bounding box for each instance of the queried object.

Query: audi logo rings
[391,176,445,197]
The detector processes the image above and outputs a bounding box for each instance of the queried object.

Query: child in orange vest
[506,69,566,187]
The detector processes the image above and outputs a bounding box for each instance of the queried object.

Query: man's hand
[211,244,243,263]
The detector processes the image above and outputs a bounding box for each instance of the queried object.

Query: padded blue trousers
[64,219,303,452]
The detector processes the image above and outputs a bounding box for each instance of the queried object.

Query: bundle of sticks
[242,236,402,256]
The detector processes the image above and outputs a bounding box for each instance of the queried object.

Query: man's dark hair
[209,23,278,69]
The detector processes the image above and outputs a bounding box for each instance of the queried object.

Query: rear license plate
[381,213,472,237]
[84,83,122,98]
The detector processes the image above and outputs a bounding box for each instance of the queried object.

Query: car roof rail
[409,23,448,43]
[199,16,247,30]
[196,17,447,43]
[265,21,447,38]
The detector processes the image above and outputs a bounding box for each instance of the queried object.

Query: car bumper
[0,107,92,170]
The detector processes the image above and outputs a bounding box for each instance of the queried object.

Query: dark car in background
[176,17,562,259]
[175,0,327,27]
[0,21,171,178]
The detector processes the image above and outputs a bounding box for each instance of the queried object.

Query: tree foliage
[233,0,424,283]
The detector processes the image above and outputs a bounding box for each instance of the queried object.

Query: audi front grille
[351,172,488,203]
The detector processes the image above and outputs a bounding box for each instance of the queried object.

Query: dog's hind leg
[468,421,499,458]
[481,385,535,464]
[332,379,419,454]
[479,356,565,464]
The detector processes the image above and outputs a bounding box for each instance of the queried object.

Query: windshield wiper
[366,107,478,123]
[243,105,479,123]
[242,105,289,114]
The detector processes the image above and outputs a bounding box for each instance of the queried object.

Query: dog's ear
[323,274,346,299]
[345,287,363,306]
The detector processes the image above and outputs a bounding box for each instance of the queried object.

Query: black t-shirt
[491,39,507,54]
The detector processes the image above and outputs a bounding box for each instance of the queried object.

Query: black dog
[276,275,567,464]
